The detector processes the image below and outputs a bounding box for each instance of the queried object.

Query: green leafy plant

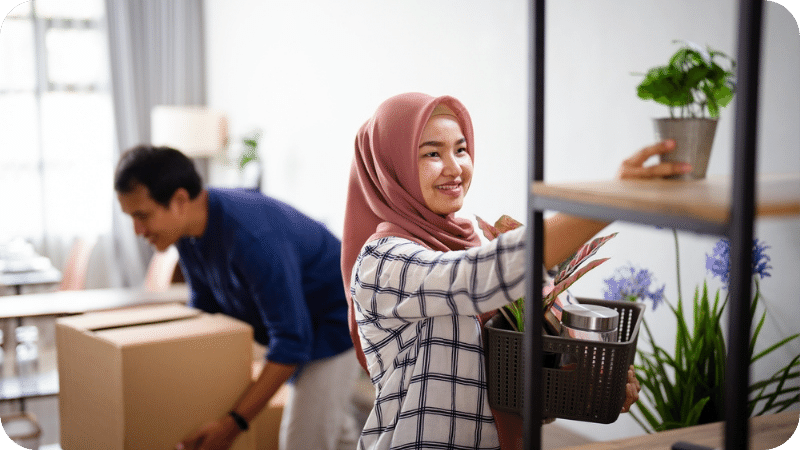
[606,230,800,432]
[635,40,736,118]
[238,130,262,171]
[476,215,615,333]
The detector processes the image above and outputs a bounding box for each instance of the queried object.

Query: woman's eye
[425,151,439,158]
[457,147,468,154]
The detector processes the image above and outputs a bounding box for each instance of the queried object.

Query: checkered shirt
[351,227,527,450]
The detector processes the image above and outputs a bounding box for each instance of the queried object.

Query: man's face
[117,184,184,251]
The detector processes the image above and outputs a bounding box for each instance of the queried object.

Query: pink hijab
[341,92,481,370]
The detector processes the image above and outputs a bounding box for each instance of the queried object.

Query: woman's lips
[436,182,463,197]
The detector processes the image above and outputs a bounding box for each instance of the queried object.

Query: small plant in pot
[635,40,736,180]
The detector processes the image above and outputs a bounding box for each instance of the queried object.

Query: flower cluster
[705,238,772,286]
[603,264,666,310]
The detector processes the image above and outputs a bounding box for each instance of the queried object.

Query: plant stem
[673,229,683,305]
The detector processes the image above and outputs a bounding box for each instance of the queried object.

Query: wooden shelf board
[557,410,799,450]
[532,173,800,225]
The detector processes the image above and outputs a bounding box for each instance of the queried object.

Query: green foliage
[238,130,262,171]
[630,236,800,433]
[635,41,736,118]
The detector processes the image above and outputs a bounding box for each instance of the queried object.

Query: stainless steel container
[559,304,619,342]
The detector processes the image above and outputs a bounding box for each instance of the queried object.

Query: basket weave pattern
[484,298,644,423]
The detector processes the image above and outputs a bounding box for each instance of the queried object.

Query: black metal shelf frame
[523,1,764,449]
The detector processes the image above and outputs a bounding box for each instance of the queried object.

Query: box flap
[56,303,200,332]
[96,313,253,347]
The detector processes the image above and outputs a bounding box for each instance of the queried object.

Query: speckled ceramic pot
[655,118,718,180]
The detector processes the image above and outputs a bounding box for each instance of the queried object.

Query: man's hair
[114,145,202,207]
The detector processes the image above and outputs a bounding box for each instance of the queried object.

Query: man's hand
[617,139,692,179]
[620,365,641,413]
[176,415,240,450]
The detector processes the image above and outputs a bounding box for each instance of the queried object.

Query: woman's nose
[442,152,463,176]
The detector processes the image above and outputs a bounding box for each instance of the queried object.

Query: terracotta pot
[654,118,718,180]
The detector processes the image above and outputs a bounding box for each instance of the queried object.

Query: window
[0,0,114,242]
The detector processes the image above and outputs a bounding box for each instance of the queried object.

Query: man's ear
[170,188,191,214]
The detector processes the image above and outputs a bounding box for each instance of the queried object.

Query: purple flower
[603,264,666,310]
[752,239,772,279]
[706,239,731,284]
[706,238,772,287]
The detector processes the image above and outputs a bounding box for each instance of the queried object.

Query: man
[115,145,359,450]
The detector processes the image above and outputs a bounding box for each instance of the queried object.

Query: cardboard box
[56,304,255,450]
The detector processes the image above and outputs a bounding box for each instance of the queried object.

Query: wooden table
[0,267,62,295]
[559,411,799,450]
[0,284,189,320]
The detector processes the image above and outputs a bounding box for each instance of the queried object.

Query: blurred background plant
[237,129,262,190]
[605,230,799,432]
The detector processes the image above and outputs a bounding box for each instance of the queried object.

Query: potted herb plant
[635,41,736,180]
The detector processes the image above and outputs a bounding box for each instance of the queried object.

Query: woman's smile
[435,181,463,196]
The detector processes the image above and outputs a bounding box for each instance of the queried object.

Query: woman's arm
[543,214,609,269]
[353,228,527,321]
[543,139,691,269]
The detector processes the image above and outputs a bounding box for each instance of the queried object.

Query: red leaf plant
[476,215,616,333]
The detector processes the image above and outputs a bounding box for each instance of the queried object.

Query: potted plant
[604,231,800,432]
[237,130,262,190]
[635,40,736,180]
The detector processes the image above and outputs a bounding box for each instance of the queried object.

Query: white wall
[205,0,799,442]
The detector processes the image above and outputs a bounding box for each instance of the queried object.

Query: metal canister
[559,304,619,342]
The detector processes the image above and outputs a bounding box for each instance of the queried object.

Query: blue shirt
[176,188,352,366]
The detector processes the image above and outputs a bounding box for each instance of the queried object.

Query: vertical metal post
[524,0,545,448]
[727,0,763,449]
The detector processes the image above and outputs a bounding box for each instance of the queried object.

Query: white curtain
[104,0,207,287]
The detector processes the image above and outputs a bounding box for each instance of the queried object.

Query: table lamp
[151,105,229,181]
[151,105,228,157]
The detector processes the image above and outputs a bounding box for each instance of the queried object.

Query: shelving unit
[522,1,798,449]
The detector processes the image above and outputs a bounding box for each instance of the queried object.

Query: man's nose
[133,221,146,236]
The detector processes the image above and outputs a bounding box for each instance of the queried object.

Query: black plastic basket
[484,298,644,423]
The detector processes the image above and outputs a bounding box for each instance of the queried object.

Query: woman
[341,92,691,449]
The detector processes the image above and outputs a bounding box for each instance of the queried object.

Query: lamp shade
[151,106,228,157]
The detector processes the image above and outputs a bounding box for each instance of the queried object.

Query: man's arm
[232,360,296,424]
[176,360,296,450]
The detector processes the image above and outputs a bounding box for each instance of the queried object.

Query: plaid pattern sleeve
[350,227,526,450]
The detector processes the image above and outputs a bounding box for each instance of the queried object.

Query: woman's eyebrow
[419,140,445,148]
[419,137,466,148]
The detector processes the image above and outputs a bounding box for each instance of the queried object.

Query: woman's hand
[620,365,641,413]
[617,139,692,180]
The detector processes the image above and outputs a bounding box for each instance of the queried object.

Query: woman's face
[417,114,473,216]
